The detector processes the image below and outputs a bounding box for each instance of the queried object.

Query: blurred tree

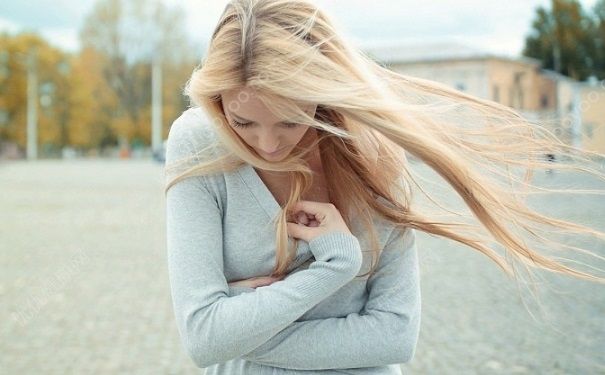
[0,32,72,154]
[65,47,118,149]
[523,0,599,80]
[594,0,605,79]
[162,60,196,140]
[79,0,198,146]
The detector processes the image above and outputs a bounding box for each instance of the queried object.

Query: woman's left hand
[228,275,284,289]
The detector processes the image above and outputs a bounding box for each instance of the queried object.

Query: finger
[259,276,282,287]
[292,200,330,217]
[287,221,312,242]
[297,211,309,225]
[254,276,275,282]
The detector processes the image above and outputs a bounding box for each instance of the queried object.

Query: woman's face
[221,87,317,161]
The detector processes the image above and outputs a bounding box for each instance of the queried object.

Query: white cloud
[0,17,80,52]
[0,16,20,33]
[40,28,80,52]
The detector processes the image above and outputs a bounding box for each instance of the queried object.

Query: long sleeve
[240,227,422,370]
[164,115,364,369]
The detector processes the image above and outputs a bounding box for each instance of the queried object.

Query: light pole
[0,51,9,135]
[8,48,40,160]
[25,47,38,160]
[151,50,162,157]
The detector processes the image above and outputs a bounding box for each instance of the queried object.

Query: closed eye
[231,120,299,129]
[231,120,252,128]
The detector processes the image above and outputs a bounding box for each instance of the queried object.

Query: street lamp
[39,81,55,109]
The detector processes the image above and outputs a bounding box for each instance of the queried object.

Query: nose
[257,132,281,153]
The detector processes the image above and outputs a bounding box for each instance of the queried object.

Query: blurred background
[1,0,604,374]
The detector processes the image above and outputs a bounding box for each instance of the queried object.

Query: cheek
[232,128,252,145]
[231,126,309,148]
[291,127,310,143]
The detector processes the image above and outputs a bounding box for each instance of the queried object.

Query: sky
[0,0,600,58]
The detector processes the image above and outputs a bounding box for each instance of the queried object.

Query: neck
[258,127,323,176]
[297,127,323,174]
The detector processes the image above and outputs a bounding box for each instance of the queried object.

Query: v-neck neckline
[236,162,362,243]
[236,163,317,266]
[237,163,283,221]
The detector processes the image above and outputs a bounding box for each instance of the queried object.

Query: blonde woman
[164,1,605,374]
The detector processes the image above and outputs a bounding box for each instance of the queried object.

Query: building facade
[361,41,605,154]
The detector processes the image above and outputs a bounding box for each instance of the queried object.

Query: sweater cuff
[308,231,361,263]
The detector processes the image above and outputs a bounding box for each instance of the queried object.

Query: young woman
[164,0,605,373]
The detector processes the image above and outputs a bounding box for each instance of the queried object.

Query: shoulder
[165,106,223,164]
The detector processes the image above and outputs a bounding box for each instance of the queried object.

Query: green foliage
[523,0,605,80]
[594,0,605,78]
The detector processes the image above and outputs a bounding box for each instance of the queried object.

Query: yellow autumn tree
[65,46,118,150]
[79,0,198,148]
[0,32,71,155]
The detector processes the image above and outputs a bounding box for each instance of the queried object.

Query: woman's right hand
[228,275,284,289]
[286,200,352,243]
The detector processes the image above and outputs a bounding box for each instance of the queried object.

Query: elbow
[391,310,421,364]
[184,327,239,369]
[395,339,418,364]
[185,339,213,369]
[181,308,246,369]
[181,311,224,369]
[185,340,225,369]
[184,331,231,369]
[186,337,244,369]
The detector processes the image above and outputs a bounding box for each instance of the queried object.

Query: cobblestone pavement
[0,159,603,375]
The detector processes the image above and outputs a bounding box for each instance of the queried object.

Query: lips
[261,146,286,155]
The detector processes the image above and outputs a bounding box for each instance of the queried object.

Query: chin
[258,146,293,160]
[262,152,289,161]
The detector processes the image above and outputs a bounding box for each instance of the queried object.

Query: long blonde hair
[165,0,605,295]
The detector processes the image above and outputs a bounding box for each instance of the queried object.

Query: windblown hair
[165,0,605,302]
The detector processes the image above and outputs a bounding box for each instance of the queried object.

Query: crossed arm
[240,227,422,370]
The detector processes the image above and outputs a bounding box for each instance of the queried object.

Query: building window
[509,87,525,109]
[540,94,549,109]
[493,86,500,102]
[511,71,525,109]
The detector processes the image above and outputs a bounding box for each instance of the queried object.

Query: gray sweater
[165,107,421,374]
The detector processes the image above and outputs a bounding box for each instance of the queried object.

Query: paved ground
[0,159,603,374]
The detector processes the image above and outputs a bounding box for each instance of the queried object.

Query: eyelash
[232,120,299,129]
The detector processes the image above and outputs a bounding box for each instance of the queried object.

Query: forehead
[221,87,315,115]
[221,87,266,112]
